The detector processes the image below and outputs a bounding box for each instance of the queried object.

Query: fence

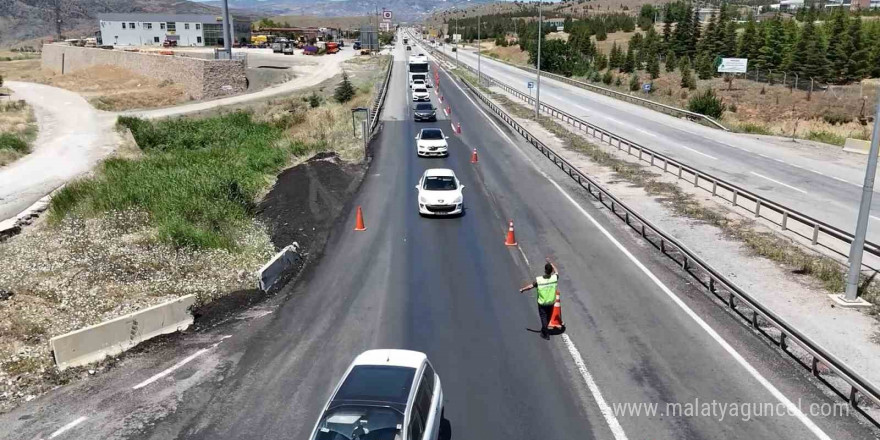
[425,37,880,423]
[370,55,394,133]
[429,42,880,273]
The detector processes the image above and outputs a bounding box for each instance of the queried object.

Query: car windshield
[420,130,443,140]
[424,176,457,191]
[414,88,427,93]
[311,405,403,440]
[335,365,415,403]
[415,104,433,111]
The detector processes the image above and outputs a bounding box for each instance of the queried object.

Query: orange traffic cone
[504,220,517,246]
[548,291,563,330]
[354,206,367,231]
[471,148,479,163]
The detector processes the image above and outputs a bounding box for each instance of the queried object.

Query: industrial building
[98,13,251,47]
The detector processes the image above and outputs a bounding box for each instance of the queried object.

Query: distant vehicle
[326,42,339,54]
[413,103,437,122]
[451,47,457,52]
[404,37,409,44]
[353,40,362,50]
[411,79,426,90]
[303,45,318,55]
[416,168,463,216]
[412,87,430,102]
[414,128,449,157]
[272,38,289,53]
[308,349,443,440]
[408,55,430,88]
[406,45,412,51]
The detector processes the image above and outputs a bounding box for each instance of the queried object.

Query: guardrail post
[682,257,688,270]
[660,239,665,254]
[663,158,668,172]
[599,192,603,203]
[729,293,736,309]
[780,333,787,351]
[752,311,759,328]
[678,166,683,180]
[694,173,700,188]
[812,357,820,376]
[849,387,859,409]
[627,143,632,155]
[641,224,646,237]
[755,199,762,217]
[709,278,716,293]
[732,190,738,207]
[811,225,820,245]
[612,201,616,214]
[649,152,654,166]
[782,212,789,231]
[638,148,643,161]
[712,180,717,196]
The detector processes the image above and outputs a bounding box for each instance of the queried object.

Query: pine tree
[680,57,696,89]
[662,3,674,48]
[825,7,851,83]
[334,72,355,103]
[789,19,827,82]
[695,53,714,79]
[870,23,880,78]
[689,8,701,58]
[609,42,622,69]
[757,16,785,71]
[698,12,717,57]
[594,51,608,71]
[738,16,759,60]
[672,3,693,57]
[621,45,636,73]
[722,21,737,58]
[847,13,870,81]
[648,55,661,79]
[665,49,677,72]
[629,73,641,91]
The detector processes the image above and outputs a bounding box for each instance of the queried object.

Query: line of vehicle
[428,43,833,439]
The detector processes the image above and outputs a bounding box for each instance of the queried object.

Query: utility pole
[455,16,459,67]
[535,1,543,118]
[477,14,481,84]
[220,0,232,57]
[841,93,880,307]
[54,0,62,41]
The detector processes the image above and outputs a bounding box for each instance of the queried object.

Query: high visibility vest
[535,274,558,306]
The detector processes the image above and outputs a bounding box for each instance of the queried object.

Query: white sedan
[309,349,444,440]
[416,168,464,216]
[411,79,426,89]
[412,87,430,102]
[414,128,448,157]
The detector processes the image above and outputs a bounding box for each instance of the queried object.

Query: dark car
[413,103,437,122]
[406,45,412,51]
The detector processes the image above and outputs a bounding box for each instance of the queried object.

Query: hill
[0,0,220,47]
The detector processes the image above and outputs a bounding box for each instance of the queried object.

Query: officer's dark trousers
[537,304,554,337]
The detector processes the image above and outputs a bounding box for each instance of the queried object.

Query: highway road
[0,37,876,440]
[432,42,880,244]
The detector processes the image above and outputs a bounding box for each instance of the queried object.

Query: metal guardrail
[450,66,880,427]
[439,43,728,131]
[426,44,880,272]
[369,55,394,134]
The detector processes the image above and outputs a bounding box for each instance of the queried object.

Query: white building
[779,0,805,11]
[98,13,244,47]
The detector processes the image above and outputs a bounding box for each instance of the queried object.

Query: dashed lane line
[679,145,717,160]
[750,172,808,194]
[48,416,87,439]
[436,57,833,440]
[132,336,231,390]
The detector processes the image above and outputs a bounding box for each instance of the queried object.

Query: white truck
[408,55,431,88]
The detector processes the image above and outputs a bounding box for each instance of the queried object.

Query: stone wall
[41,44,246,100]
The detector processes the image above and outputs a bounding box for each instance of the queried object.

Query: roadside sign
[382,10,392,21]
[717,58,748,73]
[642,83,651,93]
[452,34,462,43]
[527,81,534,89]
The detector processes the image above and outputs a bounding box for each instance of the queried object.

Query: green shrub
[308,92,322,108]
[614,75,622,87]
[0,133,28,153]
[687,88,726,119]
[52,112,303,249]
[822,112,853,126]
[806,130,846,146]
[629,73,640,91]
[334,72,356,103]
[602,70,614,85]
[735,122,771,135]
[728,103,737,113]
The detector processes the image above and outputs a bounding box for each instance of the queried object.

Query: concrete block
[842,138,874,155]
[258,243,300,292]
[49,295,196,370]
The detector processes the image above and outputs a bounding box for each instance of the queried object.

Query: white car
[309,349,444,440]
[415,128,448,157]
[412,87,430,102]
[411,79,426,90]
[416,169,464,216]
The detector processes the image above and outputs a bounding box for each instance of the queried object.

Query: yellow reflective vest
[535,274,558,306]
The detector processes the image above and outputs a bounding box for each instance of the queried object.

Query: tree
[689,7,702,57]
[672,2,693,56]
[789,18,827,82]
[697,12,717,56]
[594,51,608,71]
[825,7,851,83]
[757,16,785,71]
[647,55,661,79]
[681,64,697,90]
[695,53,714,79]
[665,49,677,72]
[738,16,760,60]
[602,69,614,84]
[334,72,355,103]
[621,45,636,73]
[722,21,737,58]
[847,13,870,81]
[629,73,641,91]
[662,3,674,48]
[687,88,726,118]
[609,42,623,69]
[595,22,608,41]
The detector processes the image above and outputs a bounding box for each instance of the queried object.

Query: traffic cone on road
[548,291,563,330]
[471,148,479,163]
[504,220,517,246]
[354,206,367,231]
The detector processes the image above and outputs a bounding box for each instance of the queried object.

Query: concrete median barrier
[843,138,874,155]
[258,243,300,292]
[49,295,196,370]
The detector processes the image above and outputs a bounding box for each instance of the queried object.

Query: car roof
[420,127,443,133]
[424,168,456,177]
[352,349,426,369]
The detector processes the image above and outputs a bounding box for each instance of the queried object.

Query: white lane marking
[131,336,230,390]
[870,215,880,222]
[517,245,531,267]
[562,334,629,440]
[830,175,860,187]
[441,64,833,440]
[634,128,659,138]
[749,172,808,194]
[679,145,717,160]
[48,416,87,439]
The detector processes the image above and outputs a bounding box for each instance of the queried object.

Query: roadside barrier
[50,295,196,370]
[425,42,880,273]
[447,64,880,426]
[257,243,301,292]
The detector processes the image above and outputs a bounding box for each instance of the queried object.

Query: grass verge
[471,76,880,311]
[0,99,36,166]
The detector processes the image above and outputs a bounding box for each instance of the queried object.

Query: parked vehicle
[353,40,362,50]
[303,45,318,55]
[326,42,339,54]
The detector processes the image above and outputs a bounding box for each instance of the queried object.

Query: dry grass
[0,99,37,167]
[0,59,42,81]
[485,45,531,66]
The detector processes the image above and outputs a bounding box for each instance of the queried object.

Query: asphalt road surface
[432,42,880,245]
[1,37,877,440]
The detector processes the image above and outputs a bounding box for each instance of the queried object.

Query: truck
[408,55,430,87]
[326,42,339,54]
[271,38,289,53]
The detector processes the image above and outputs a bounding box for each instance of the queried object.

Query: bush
[0,133,28,153]
[687,88,726,119]
[822,112,853,126]
[334,72,356,103]
[307,92,322,108]
[615,75,622,87]
[629,74,640,91]
[736,122,771,135]
[806,130,846,146]
[602,70,614,85]
[52,113,302,249]
[728,103,737,113]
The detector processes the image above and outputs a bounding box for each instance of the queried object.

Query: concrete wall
[41,44,246,100]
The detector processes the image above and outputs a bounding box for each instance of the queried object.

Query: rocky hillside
[0,0,219,47]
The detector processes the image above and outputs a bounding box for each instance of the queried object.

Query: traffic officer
[519,258,559,340]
